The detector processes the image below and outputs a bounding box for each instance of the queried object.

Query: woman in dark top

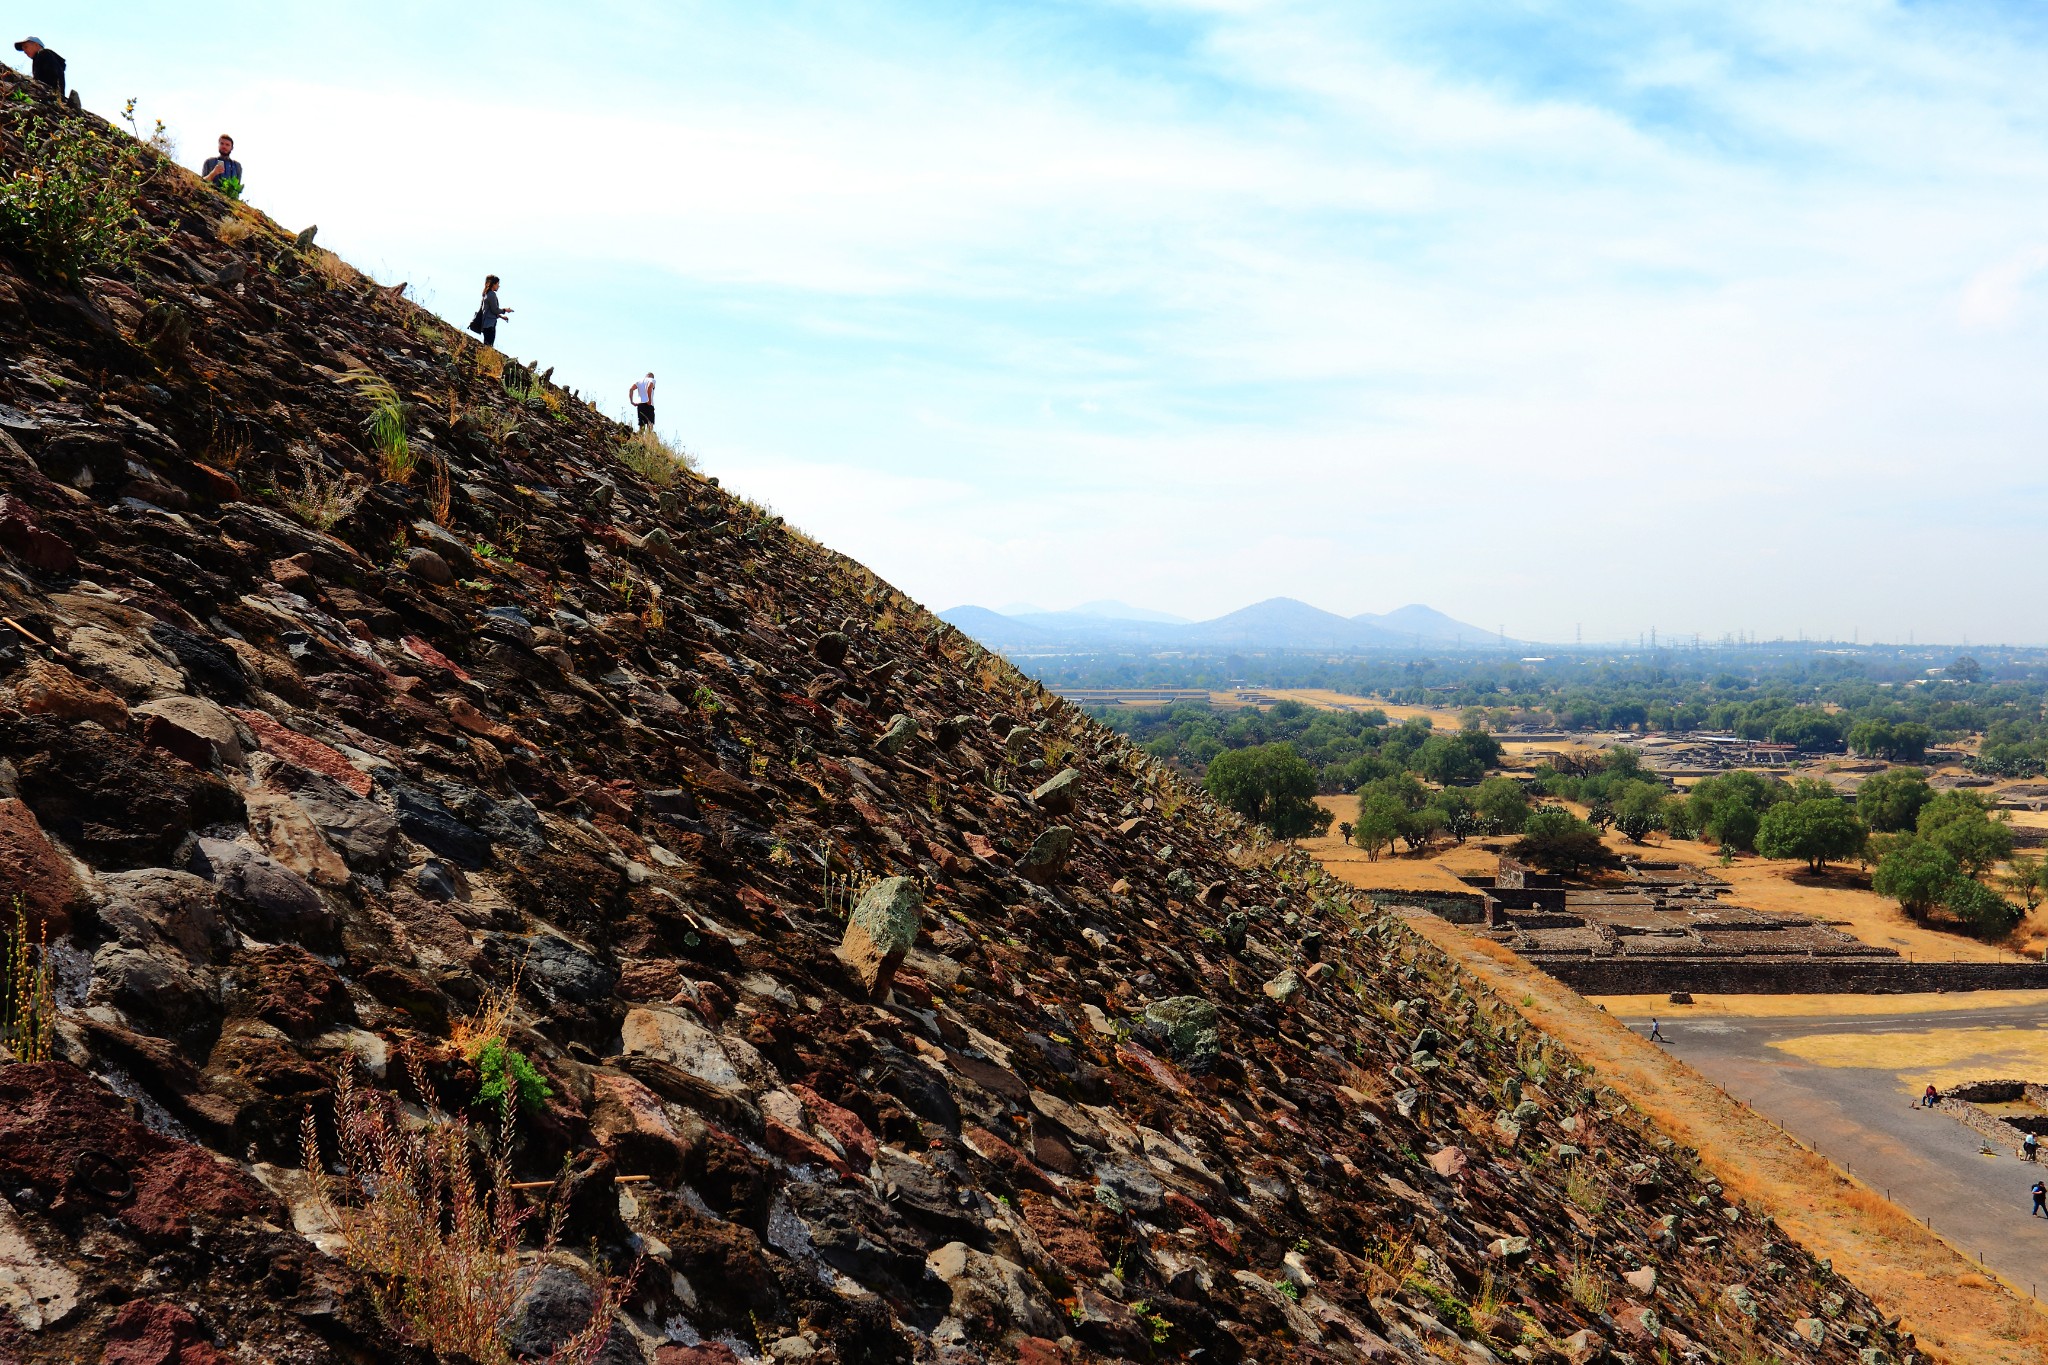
[478,275,511,347]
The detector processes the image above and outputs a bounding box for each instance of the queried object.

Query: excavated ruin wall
[1532,957,2048,995]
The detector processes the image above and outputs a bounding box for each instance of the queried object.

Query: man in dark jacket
[201,135,243,191]
[12,37,64,95]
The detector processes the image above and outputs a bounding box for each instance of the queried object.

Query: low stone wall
[1934,1081,2048,1153]
[1529,956,2048,995]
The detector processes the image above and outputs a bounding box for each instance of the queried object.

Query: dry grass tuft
[304,1055,633,1364]
[281,456,367,531]
[310,249,355,290]
[616,428,692,488]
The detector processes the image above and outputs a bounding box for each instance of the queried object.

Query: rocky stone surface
[0,68,1906,1365]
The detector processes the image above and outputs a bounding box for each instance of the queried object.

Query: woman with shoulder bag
[470,275,512,347]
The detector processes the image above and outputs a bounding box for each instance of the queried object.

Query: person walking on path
[629,372,656,430]
[1648,1018,1664,1044]
[201,134,243,192]
[2031,1180,2045,1216]
[472,275,511,348]
[12,37,64,94]
[2027,1133,2040,1163]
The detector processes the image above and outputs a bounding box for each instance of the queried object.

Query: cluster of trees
[1350,774,1531,860]
[1107,700,1503,793]
[1866,784,2026,937]
[1063,649,2048,767]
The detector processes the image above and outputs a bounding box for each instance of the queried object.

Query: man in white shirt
[629,373,656,430]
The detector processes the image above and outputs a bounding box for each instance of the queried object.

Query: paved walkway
[1614,1004,2048,1295]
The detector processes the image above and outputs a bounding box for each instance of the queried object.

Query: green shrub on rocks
[0,106,165,281]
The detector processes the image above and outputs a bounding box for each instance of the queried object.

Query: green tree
[1872,839,1960,918]
[1856,768,1932,834]
[1688,771,1782,852]
[1613,782,1671,845]
[2002,854,2046,913]
[1916,791,2014,877]
[1354,793,1405,862]
[1414,735,1484,786]
[1430,789,1480,844]
[1511,808,1619,876]
[1754,797,1866,874]
[1205,743,1331,839]
[1949,655,1983,684]
[1474,776,1531,835]
[1942,876,2021,938]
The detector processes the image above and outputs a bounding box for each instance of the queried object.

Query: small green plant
[343,369,414,483]
[0,105,165,281]
[1275,1278,1302,1303]
[691,684,720,715]
[1129,1300,1173,1344]
[2,897,56,1064]
[1564,1165,1607,1215]
[216,175,243,201]
[471,1037,552,1114]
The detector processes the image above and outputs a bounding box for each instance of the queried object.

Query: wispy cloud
[67,0,2048,641]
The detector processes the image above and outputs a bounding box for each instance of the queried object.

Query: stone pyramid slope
[0,71,1904,1365]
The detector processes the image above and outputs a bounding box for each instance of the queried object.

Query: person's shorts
[636,403,656,428]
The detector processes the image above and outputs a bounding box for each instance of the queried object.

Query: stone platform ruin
[1418,857,2048,994]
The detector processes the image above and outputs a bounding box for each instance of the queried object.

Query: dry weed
[1563,1262,1608,1314]
[304,1056,633,1365]
[216,214,258,245]
[2,896,56,1064]
[310,249,354,290]
[616,428,692,488]
[281,458,367,531]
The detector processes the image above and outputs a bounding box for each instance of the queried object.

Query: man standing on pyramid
[12,36,64,94]
[629,372,656,430]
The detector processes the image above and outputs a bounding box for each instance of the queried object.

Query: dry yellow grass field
[1399,913,2048,1364]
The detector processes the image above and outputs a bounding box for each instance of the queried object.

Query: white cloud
[86,0,2048,642]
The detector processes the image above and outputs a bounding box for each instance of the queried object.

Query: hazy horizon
[63,1,2048,643]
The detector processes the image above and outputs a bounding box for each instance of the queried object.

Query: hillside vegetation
[0,72,1914,1364]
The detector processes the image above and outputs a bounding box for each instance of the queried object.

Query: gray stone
[512,934,617,1005]
[926,1241,1060,1339]
[875,713,917,756]
[403,547,454,585]
[1793,1317,1826,1346]
[1029,767,1081,815]
[134,694,244,767]
[272,767,400,871]
[1624,1265,1657,1296]
[1017,826,1074,884]
[839,876,921,994]
[1262,967,1302,1004]
[813,631,850,666]
[97,867,236,964]
[504,1264,644,1365]
[409,519,474,574]
[190,838,336,944]
[1488,1236,1533,1265]
[1141,996,1220,1068]
[620,1005,742,1091]
[87,943,219,1036]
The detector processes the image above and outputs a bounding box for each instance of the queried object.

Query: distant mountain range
[940,597,1511,652]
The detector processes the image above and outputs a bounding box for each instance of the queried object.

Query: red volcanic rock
[0,1063,272,1242]
[101,1300,232,1365]
[0,796,83,935]
[231,708,372,795]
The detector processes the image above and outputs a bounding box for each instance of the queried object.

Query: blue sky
[36,1,2048,643]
